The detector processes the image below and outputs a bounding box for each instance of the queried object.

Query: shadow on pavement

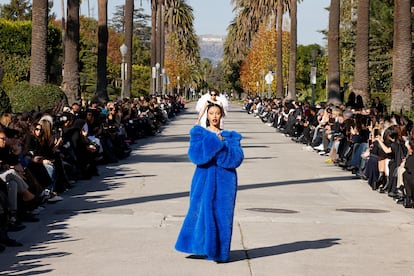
[229,238,341,262]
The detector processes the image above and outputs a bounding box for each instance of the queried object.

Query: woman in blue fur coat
[175,103,244,262]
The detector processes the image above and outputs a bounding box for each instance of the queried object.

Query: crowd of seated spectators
[244,93,414,208]
[0,94,185,251]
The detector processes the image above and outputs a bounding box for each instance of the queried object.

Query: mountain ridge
[199,34,225,66]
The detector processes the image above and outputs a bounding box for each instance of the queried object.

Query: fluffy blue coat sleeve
[216,130,244,169]
[188,126,224,165]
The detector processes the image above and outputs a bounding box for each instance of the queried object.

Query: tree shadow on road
[229,238,341,262]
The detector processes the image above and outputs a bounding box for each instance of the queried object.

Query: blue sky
[0,0,330,45]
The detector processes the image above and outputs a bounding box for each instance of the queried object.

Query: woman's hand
[42,159,53,166]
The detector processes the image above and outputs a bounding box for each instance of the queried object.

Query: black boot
[0,228,22,247]
[379,178,390,193]
[404,196,414,208]
[8,211,25,232]
[372,174,383,190]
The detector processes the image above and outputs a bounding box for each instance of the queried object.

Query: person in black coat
[403,138,414,208]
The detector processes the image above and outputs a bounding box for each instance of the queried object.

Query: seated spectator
[0,130,45,228]
[63,118,99,180]
[23,120,63,202]
[0,179,23,248]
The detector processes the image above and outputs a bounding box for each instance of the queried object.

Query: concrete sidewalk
[1,102,414,276]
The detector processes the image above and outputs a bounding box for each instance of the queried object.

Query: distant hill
[199,35,225,66]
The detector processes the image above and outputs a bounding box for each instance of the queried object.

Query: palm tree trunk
[160,2,166,95]
[95,0,109,103]
[30,0,48,86]
[124,0,134,98]
[151,0,157,94]
[391,0,412,112]
[327,0,341,105]
[62,0,81,105]
[352,0,370,107]
[275,0,284,98]
[287,0,297,100]
[155,0,163,94]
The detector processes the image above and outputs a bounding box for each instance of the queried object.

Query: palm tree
[275,0,284,98]
[327,0,341,105]
[164,0,198,59]
[230,0,294,98]
[29,0,48,86]
[95,0,108,103]
[124,0,134,98]
[286,0,298,100]
[352,0,370,107]
[149,0,164,94]
[62,0,81,105]
[390,0,412,112]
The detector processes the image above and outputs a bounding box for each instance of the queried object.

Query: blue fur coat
[175,125,244,262]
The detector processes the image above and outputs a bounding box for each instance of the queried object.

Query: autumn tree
[239,24,290,96]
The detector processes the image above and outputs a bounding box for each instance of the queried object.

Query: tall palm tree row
[163,0,199,90]
[225,0,297,99]
[29,0,48,86]
[390,0,412,112]
[95,0,109,103]
[287,0,299,100]
[164,0,198,62]
[352,0,370,106]
[124,0,134,98]
[327,0,341,105]
[62,0,81,105]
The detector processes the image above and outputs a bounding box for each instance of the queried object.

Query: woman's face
[34,124,43,137]
[207,105,222,127]
[210,91,217,100]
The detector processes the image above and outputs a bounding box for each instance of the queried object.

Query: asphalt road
[1,101,414,276]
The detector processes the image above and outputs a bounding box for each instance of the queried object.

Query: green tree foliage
[7,82,65,113]
[0,19,61,91]
[131,64,151,95]
[296,45,327,103]
[0,0,31,20]
[110,5,151,51]
[368,0,394,94]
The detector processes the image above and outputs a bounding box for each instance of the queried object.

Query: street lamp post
[119,44,127,100]
[155,62,160,94]
[261,70,265,98]
[177,76,180,96]
[265,70,274,98]
[161,68,167,96]
[152,66,156,94]
[311,49,317,105]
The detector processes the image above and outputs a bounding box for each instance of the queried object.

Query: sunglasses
[0,137,6,140]
[35,127,42,131]
[210,93,217,96]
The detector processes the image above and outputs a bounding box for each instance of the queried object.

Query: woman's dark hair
[209,88,219,96]
[408,137,414,152]
[383,125,399,144]
[207,102,224,116]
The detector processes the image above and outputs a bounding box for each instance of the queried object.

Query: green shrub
[7,82,67,113]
